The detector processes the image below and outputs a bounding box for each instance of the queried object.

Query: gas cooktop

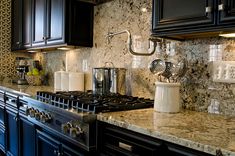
[36,91,153,113]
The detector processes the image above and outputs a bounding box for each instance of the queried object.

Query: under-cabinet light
[57,47,74,50]
[27,50,38,53]
[219,33,235,38]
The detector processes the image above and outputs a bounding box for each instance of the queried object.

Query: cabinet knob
[57,152,62,156]
[14,116,18,121]
[218,4,224,11]
[53,150,57,155]
[42,36,46,40]
[16,42,20,45]
[205,6,212,13]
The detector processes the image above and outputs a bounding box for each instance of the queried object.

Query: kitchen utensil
[92,62,126,95]
[175,59,187,82]
[149,59,165,75]
[161,61,172,82]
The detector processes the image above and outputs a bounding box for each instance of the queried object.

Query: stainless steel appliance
[21,91,153,152]
[16,65,29,85]
[92,66,126,95]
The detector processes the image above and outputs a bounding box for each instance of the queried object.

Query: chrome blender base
[17,79,28,85]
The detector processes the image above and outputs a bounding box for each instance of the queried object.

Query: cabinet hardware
[119,142,133,152]
[42,37,47,40]
[14,116,18,121]
[53,150,57,155]
[218,4,224,11]
[57,152,62,156]
[205,6,212,13]
[16,42,20,45]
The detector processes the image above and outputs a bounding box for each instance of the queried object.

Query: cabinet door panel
[32,0,46,47]
[0,127,6,153]
[22,0,32,48]
[218,0,235,24]
[36,130,60,156]
[153,0,215,33]
[19,117,35,156]
[11,0,22,51]
[46,0,65,45]
[62,144,84,156]
[68,1,93,47]
[0,103,5,126]
[6,109,18,156]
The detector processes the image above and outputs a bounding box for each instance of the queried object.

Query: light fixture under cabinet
[57,47,74,51]
[219,33,235,38]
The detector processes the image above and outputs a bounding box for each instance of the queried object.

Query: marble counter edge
[97,113,235,156]
[0,85,31,97]
[0,83,54,97]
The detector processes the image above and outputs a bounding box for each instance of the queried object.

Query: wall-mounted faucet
[106,30,162,56]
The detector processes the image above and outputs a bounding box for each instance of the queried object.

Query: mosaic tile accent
[0,0,16,78]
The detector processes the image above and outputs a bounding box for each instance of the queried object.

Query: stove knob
[26,107,30,116]
[69,127,83,138]
[40,113,52,123]
[61,122,72,133]
[35,112,41,121]
[61,124,69,133]
[29,108,36,117]
[69,127,78,138]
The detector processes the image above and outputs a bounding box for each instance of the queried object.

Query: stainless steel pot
[92,62,126,95]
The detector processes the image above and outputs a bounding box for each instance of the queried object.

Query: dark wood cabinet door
[67,1,93,47]
[22,0,32,49]
[61,144,84,156]
[19,117,35,156]
[152,0,215,35]
[36,130,60,156]
[0,103,5,126]
[0,126,6,153]
[32,0,46,47]
[218,0,235,24]
[46,0,65,45]
[6,109,18,156]
[11,0,32,50]
[11,0,22,51]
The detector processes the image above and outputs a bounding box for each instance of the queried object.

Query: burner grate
[36,91,153,113]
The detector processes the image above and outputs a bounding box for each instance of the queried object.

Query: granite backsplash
[32,0,235,116]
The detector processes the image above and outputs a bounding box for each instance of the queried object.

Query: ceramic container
[154,82,180,113]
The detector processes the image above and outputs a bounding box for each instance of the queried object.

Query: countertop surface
[97,109,235,156]
[0,82,54,97]
[1,82,235,155]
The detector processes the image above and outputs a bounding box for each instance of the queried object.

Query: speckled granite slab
[0,82,54,97]
[97,109,235,156]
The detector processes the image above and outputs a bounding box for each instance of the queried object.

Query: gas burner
[36,91,153,113]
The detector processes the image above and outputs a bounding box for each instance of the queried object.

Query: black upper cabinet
[153,0,215,34]
[32,0,93,48]
[218,0,235,24]
[32,0,47,47]
[11,0,22,51]
[152,0,235,38]
[11,0,32,51]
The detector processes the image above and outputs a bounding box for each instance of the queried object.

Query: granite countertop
[97,109,235,156]
[0,82,54,97]
[1,83,235,155]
